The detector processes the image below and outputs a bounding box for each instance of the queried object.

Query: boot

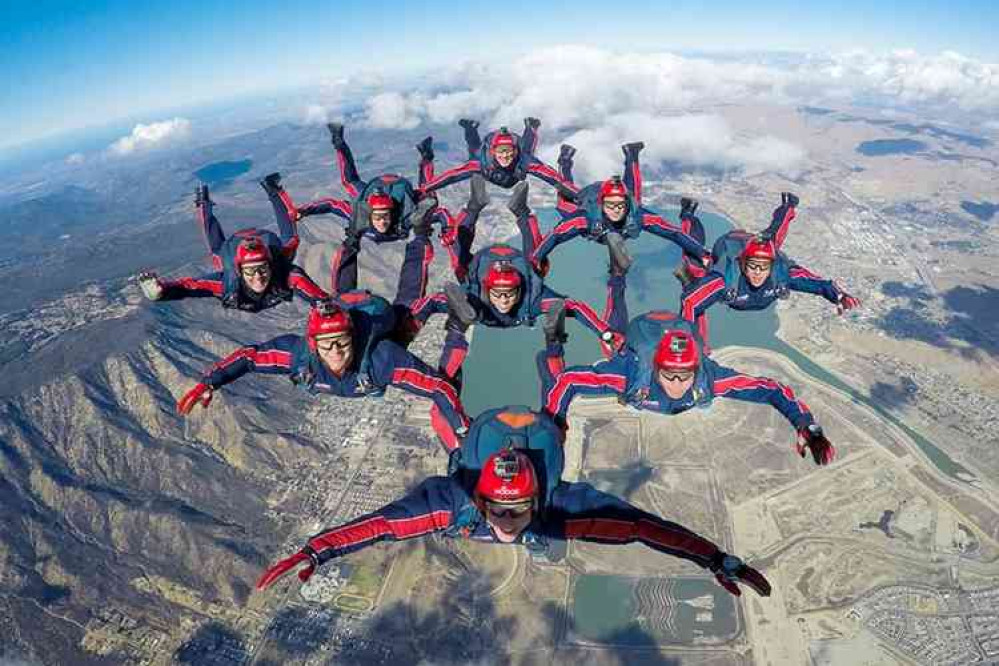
[467,174,490,215]
[622,141,645,160]
[327,122,345,148]
[605,232,633,275]
[507,181,529,219]
[543,299,568,345]
[410,196,437,237]
[259,172,282,195]
[444,283,477,331]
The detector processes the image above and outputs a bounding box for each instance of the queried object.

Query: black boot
[543,298,567,345]
[558,144,576,165]
[467,174,490,215]
[416,136,434,162]
[680,197,698,218]
[605,232,633,275]
[410,196,437,237]
[507,181,529,219]
[444,283,477,331]
[195,184,210,208]
[260,172,282,195]
[622,142,645,160]
[327,122,345,148]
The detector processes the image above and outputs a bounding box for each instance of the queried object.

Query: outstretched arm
[641,212,711,263]
[711,362,814,430]
[542,355,630,422]
[256,476,459,590]
[417,160,480,196]
[532,214,589,266]
[541,287,614,341]
[157,273,225,301]
[296,197,354,222]
[550,481,771,597]
[680,273,728,322]
[787,265,857,309]
[526,159,579,199]
[286,266,330,304]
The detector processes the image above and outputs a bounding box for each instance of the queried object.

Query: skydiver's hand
[531,258,550,278]
[177,382,213,416]
[781,192,799,207]
[524,117,541,131]
[256,548,318,591]
[327,122,346,148]
[137,272,164,301]
[795,424,836,466]
[680,197,699,218]
[700,252,713,268]
[601,330,626,353]
[711,553,771,597]
[835,283,861,315]
[416,136,434,162]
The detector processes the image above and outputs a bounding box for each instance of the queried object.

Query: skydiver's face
[602,196,628,223]
[484,501,534,543]
[240,262,272,294]
[488,286,521,314]
[742,259,773,288]
[370,208,393,234]
[656,368,696,400]
[315,333,354,376]
[493,145,517,169]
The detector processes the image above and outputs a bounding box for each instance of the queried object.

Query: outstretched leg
[195,185,226,271]
[328,123,365,199]
[535,341,566,414]
[460,119,482,158]
[556,144,579,217]
[508,181,543,259]
[622,142,644,205]
[260,173,300,258]
[330,234,360,294]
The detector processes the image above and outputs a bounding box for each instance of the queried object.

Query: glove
[177,382,213,415]
[524,117,541,131]
[327,122,346,148]
[137,271,164,301]
[531,258,550,278]
[601,330,626,353]
[795,424,836,466]
[458,118,479,131]
[680,197,699,218]
[256,548,318,591]
[711,553,771,597]
[416,136,434,162]
[781,191,799,207]
[835,283,861,315]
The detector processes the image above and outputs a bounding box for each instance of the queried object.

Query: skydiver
[416,118,577,198]
[280,123,445,296]
[538,310,836,466]
[137,177,327,311]
[256,443,771,599]
[408,242,623,380]
[679,194,860,325]
[176,294,470,451]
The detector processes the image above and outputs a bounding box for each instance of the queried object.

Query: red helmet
[367,189,394,211]
[482,261,523,291]
[598,176,628,204]
[306,300,352,352]
[490,128,517,154]
[234,236,271,268]
[654,330,700,371]
[475,448,539,505]
[741,237,776,262]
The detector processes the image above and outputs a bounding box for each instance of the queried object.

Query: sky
[2,0,998,156]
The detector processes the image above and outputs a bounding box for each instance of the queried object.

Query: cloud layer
[343,46,999,177]
[108,117,191,155]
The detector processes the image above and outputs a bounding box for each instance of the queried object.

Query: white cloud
[303,104,330,125]
[349,45,998,176]
[108,117,191,155]
[65,152,85,165]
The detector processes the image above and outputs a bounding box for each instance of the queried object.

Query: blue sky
[2,0,997,153]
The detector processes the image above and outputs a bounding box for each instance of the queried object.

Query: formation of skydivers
[140,117,863,602]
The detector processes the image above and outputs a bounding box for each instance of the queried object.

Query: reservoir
[459,207,975,483]
[194,159,253,187]
[571,574,737,645]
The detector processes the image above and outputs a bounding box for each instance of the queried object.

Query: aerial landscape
[2,2,999,665]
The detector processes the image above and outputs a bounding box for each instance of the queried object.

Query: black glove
[327,122,346,148]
